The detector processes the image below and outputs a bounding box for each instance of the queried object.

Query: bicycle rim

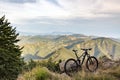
[64,59,78,76]
[86,56,98,72]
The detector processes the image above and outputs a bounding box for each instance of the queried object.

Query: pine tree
[0,16,24,80]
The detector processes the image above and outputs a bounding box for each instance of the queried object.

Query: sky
[0,0,120,38]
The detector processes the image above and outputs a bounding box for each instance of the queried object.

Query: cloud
[0,0,70,24]
[94,0,120,14]
[57,0,120,18]
[0,0,120,24]
[0,0,36,3]
[47,0,61,7]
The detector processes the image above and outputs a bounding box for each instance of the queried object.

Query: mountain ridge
[18,34,120,61]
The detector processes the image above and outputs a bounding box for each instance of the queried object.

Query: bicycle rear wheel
[64,58,78,76]
[86,56,98,72]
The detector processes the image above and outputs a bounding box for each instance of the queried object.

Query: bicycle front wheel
[64,58,78,76]
[86,56,98,72]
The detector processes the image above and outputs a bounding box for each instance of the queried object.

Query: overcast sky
[0,0,120,38]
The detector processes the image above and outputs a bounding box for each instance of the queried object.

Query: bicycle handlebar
[81,48,92,51]
[72,48,92,53]
[72,48,92,52]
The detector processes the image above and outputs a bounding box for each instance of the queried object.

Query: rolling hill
[69,37,120,60]
[18,34,120,61]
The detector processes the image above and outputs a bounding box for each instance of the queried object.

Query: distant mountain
[50,32,74,35]
[111,38,120,43]
[18,31,41,36]
[19,31,75,36]
[18,34,120,61]
[69,37,120,60]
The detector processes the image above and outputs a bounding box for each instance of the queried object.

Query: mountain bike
[64,48,98,76]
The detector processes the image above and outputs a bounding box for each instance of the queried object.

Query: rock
[59,61,66,72]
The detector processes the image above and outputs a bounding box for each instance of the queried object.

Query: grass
[20,59,120,80]
[22,66,69,80]
[23,67,52,80]
[21,66,120,80]
[74,71,116,80]
[107,66,120,79]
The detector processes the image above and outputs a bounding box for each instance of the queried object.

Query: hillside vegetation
[18,34,120,61]
[18,57,120,80]
[17,34,120,80]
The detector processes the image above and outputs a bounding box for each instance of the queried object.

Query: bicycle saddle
[81,48,92,51]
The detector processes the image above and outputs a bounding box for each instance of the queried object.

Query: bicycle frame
[64,49,98,76]
[74,49,91,66]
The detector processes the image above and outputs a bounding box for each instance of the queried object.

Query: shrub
[35,67,50,80]
[23,59,37,71]
[24,67,50,80]
[23,66,59,80]
[36,58,61,73]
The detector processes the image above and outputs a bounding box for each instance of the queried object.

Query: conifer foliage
[0,16,24,80]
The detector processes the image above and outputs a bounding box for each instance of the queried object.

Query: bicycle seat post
[73,50,79,60]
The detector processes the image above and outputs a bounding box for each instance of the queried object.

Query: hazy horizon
[0,0,120,38]
[18,31,120,39]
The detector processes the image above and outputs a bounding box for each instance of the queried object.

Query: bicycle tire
[64,58,78,76]
[86,56,98,72]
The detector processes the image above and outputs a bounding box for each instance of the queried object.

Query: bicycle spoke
[64,48,98,76]
[64,59,78,76]
[86,56,98,72]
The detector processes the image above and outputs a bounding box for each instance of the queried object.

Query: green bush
[23,66,59,80]
[46,58,61,72]
[34,58,61,73]
[23,59,37,71]
[23,67,49,80]
[35,67,49,80]
[23,58,61,73]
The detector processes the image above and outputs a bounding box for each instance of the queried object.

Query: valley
[18,34,120,61]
